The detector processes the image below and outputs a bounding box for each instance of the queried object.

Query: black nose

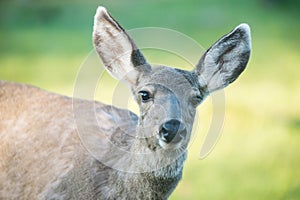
[159,119,186,143]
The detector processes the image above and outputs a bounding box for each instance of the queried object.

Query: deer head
[93,7,251,159]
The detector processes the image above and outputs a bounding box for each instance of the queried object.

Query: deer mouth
[157,129,187,150]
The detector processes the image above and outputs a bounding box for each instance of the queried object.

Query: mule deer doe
[0,6,251,200]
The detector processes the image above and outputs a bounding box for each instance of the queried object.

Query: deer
[0,6,251,200]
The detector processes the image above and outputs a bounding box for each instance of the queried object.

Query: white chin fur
[158,139,182,150]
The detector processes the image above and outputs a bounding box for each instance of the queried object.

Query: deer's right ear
[93,7,151,85]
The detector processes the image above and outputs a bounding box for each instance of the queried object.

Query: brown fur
[0,6,251,199]
[0,81,183,199]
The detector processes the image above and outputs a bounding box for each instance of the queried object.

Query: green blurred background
[1,0,300,199]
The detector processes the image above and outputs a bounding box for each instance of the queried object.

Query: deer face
[133,66,203,150]
[93,7,251,151]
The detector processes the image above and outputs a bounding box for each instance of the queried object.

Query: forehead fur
[138,66,200,91]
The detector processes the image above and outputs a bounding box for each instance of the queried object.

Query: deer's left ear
[195,24,251,92]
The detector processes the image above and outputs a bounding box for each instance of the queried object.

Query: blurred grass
[1,0,300,199]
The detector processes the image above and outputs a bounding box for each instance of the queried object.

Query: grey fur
[0,6,251,200]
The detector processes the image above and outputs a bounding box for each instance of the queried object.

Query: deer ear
[93,7,151,85]
[195,24,251,93]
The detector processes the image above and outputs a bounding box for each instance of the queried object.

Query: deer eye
[191,95,202,106]
[195,95,202,101]
[138,91,151,102]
